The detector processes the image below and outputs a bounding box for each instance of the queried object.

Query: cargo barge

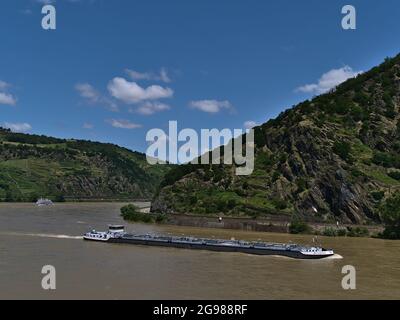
[83,225,335,260]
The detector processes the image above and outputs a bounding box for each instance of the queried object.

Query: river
[0,203,399,300]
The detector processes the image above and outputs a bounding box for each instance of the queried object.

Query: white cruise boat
[36,198,54,206]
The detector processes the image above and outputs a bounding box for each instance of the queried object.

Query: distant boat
[36,198,54,206]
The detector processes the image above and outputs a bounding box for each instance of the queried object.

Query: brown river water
[0,203,399,300]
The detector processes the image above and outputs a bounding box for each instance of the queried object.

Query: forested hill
[152,54,400,225]
[0,128,171,201]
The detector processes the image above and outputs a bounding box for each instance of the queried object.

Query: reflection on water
[0,203,399,300]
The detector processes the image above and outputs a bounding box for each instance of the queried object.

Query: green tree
[28,193,39,203]
[333,141,352,162]
[121,204,154,223]
[289,218,312,234]
[379,192,400,239]
[5,191,14,202]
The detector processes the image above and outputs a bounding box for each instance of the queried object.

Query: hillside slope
[152,55,400,224]
[0,129,171,201]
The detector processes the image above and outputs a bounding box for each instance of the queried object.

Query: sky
[1,0,400,155]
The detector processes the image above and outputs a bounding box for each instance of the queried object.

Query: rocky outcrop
[152,54,400,224]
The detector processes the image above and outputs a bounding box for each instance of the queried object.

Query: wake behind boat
[84,225,335,260]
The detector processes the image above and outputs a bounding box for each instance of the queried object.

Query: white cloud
[189,100,232,113]
[295,66,362,95]
[3,122,32,133]
[159,68,171,83]
[0,80,16,106]
[244,121,258,129]
[83,122,94,129]
[107,119,142,129]
[36,0,54,4]
[21,8,33,15]
[75,82,119,112]
[0,92,16,106]
[133,102,171,116]
[125,67,171,83]
[108,77,173,104]
[75,83,100,102]
[0,81,10,90]
[125,70,152,81]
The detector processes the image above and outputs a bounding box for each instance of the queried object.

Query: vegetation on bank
[289,218,371,238]
[320,226,370,238]
[289,218,312,234]
[121,204,166,224]
[379,192,400,239]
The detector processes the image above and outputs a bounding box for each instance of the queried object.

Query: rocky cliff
[152,55,400,224]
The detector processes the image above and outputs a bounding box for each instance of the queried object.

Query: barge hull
[98,237,333,260]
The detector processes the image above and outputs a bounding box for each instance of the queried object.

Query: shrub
[372,152,400,168]
[279,153,288,164]
[121,204,154,223]
[28,193,39,203]
[272,198,288,210]
[254,127,267,147]
[380,226,400,240]
[289,219,312,234]
[322,227,338,237]
[333,141,352,162]
[379,192,400,239]
[296,178,308,193]
[257,152,274,167]
[371,191,385,201]
[227,199,237,210]
[331,98,351,115]
[388,171,400,181]
[351,169,364,178]
[155,214,167,223]
[354,94,369,106]
[322,227,348,237]
[346,227,370,238]
[189,195,198,205]
[272,171,280,182]
[349,104,367,121]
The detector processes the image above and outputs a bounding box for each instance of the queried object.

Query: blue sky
[0,0,399,154]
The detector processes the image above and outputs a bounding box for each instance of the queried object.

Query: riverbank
[160,213,384,236]
[122,204,384,238]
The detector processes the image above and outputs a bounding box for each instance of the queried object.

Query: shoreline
[1,201,384,238]
[159,213,384,236]
[0,199,151,203]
